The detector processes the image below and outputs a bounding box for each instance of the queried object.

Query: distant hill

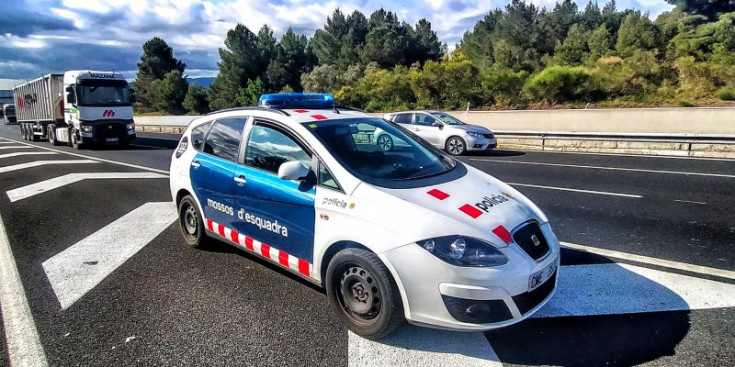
[186,77,215,87]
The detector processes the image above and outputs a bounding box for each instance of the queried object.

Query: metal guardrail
[493,131,735,145]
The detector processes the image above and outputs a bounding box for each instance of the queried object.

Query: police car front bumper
[380,228,559,331]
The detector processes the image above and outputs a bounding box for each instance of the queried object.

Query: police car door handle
[233,175,246,184]
[191,160,201,168]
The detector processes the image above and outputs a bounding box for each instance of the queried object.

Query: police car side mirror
[278,161,310,181]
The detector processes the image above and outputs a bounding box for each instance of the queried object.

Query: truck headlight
[466,131,484,138]
[127,123,135,130]
[417,236,508,267]
[81,125,93,132]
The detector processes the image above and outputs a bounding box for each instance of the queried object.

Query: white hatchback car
[170,93,559,339]
[384,110,497,155]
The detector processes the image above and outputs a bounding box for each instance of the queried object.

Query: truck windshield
[77,81,131,106]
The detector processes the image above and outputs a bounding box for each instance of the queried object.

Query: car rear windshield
[304,117,465,188]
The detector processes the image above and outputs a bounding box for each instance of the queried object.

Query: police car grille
[512,271,556,315]
[512,222,550,261]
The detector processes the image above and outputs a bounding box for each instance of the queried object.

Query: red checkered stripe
[205,219,313,278]
[293,109,328,121]
[426,188,513,245]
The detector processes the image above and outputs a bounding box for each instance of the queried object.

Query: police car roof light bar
[259,93,335,109]
[205,106,290,117]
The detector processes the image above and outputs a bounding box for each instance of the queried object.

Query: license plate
[528,259,558,291]
[106,138,118,143]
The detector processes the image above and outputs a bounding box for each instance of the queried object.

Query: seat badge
[531,234,541,247]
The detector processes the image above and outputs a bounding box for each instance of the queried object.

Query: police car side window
[203,118,246,161]
[191,121,213,151]
[244,124,311,174]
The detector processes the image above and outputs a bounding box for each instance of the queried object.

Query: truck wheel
[48,125,59,146]
[326,248,404,339]
[20,124,26,140]
[177,195,208,248]
[70,129,82,150]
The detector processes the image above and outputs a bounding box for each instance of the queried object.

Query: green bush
[522,66,589,104]
[716,88,735,101]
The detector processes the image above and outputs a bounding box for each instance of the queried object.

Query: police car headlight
[127,123,135,130]
[81,125,93,132]
[466,131,484,138]
[418,236,508,267]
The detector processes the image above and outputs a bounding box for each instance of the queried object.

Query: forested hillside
[133,0,735,113]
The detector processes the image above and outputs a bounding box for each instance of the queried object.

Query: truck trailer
[14,71,136,149]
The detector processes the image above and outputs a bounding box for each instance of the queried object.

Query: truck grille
[96,123,125,138]
[512,222,550,261]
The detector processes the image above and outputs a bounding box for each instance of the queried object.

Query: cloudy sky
[0,0,674,80]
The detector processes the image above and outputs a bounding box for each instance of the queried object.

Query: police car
[169,93,560,339]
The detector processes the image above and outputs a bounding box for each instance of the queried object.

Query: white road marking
[0,160,98,174]
[42,202,177,309]
[349,327,501,367]
[0,146,33,150]
[470,158,735,179]
[0,152,57,159]
[509,182,642,198]
[561,241,735,280]
[673,199,706,205]
[0,212,49,367]
[2,137,169,175]
[7,172,167,202]
[348,261,735,367]
[534,263,735,318]
[0,141,20,144]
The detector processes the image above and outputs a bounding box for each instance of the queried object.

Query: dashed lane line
[561,241,735,280]
[7,172,168,202]
[0,152,57,159]
[509,182,642,198]
[2,137,169,175]
[42,202,177,309]
[0,212,49,367]
[0,160,98,174]
[470,158,735,179]
[0,146,33,150]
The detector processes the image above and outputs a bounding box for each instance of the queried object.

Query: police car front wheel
[326,248,404,339]
[178,195,207,248]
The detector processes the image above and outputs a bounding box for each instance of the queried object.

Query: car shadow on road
[360,262,690,365]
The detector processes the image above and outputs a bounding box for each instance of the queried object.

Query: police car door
[232,120,316,263]
[190,117,247,230]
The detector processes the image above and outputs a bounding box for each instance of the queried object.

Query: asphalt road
[0,123,733,367]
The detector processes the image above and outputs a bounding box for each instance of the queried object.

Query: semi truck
[14,71,136,149]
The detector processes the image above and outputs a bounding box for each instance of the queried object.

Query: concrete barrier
[133,107,735,158]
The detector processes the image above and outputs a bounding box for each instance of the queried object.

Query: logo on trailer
[103,110,115,117]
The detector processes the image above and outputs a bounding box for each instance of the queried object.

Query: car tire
[376,134,394,152]
[326,248,404,340]
[445,136,466,156]
[48,125,58,146]
[178,195,208,248]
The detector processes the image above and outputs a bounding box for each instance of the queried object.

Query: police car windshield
[305,118,456,185]
[429,112,465,125]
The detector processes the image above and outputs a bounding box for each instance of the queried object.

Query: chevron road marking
[349,262,735,367]
[42,202,177,310]
[0,152,57,159]
[0,160,98,174]
[0,146,33,150]
[6,172,167,202]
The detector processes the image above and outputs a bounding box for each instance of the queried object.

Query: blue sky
[0,0,674,80]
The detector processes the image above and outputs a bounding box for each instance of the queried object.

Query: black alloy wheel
[178,195,207,248]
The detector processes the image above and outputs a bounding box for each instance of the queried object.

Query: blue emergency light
[259,93,335,109]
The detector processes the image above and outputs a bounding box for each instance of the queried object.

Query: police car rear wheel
[327,248,404,339]
[178,195,207,248]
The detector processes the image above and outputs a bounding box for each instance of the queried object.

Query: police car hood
[360,164,546,246]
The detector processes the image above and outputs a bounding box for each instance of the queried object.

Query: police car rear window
[191,122,212,151]
[203,118,246,161]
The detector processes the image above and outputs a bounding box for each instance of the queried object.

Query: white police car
[170,93,560,339]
